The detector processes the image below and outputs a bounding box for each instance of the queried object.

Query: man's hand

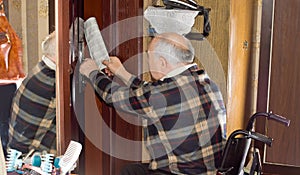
[102,56,124,76]
[103,56,133,85]
[79,58,99,77]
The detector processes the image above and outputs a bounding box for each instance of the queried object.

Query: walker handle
[250,132,273,147]
[246,112,291,131]
[269,113,290,127]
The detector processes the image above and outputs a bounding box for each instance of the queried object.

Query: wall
[7,0,49,73]
[228,0,256,134]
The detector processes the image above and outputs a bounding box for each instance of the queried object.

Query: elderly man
[80,32,226,175]
[8,31,57,155]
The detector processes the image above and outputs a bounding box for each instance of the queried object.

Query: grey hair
[41,31,56,58]
[151,35,195,65]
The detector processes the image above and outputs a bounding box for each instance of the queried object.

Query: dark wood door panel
[257,0,300,174]
[83,0,143,174]
[58,0,143,174]
[266,0,300,167]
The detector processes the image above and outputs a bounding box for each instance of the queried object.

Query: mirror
[0,0,56,156]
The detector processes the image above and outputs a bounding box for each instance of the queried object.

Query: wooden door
[256,0,300,174]
[58,0,144,174]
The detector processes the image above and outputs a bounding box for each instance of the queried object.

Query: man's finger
[103,60,109,65]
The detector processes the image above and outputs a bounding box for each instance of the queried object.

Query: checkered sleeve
[90,71,154,118]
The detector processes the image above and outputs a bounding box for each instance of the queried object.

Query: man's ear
[159,56,168,68]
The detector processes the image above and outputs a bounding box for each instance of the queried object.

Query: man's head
[41,31,56,63]
[147,32,195,80]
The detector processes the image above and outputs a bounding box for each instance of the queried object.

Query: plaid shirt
[8,60,56,155]
[90,64,226,175]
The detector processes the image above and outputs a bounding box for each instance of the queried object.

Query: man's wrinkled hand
[79,58,99,77]
[103,56,124,76]
[103,56,132,84]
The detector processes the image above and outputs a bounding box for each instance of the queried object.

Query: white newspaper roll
[84,17,109,70]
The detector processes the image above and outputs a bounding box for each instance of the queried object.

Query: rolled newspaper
[84,17,110,70]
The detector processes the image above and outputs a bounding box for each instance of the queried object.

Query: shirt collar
[42,55,56,71]
[160,63,197,80]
